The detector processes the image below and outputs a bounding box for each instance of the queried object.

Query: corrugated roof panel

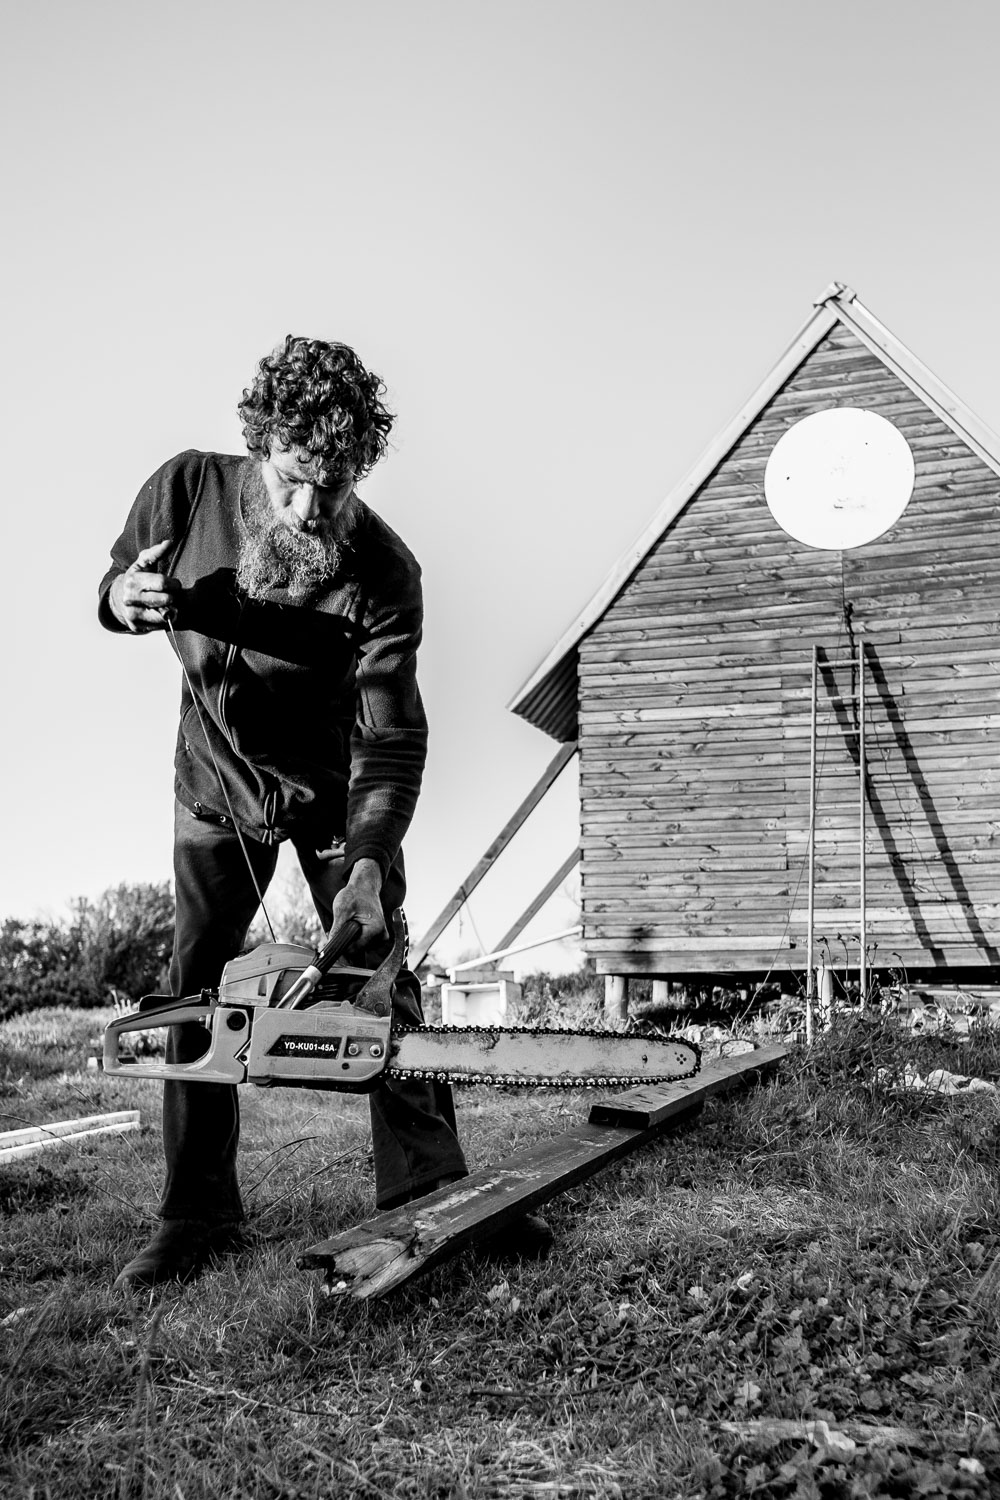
[512,652,578,742]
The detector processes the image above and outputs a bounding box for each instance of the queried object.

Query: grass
[2,1003,1000,1498]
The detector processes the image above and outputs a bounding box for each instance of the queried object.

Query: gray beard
[237,466,357,602]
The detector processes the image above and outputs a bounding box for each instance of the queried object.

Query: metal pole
[806,645,818,1045]
[858,637,867,1005]
[448,925,583,974]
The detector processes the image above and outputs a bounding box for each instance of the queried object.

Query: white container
[441,972,521,1026]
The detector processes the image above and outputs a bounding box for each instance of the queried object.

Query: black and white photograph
[3,2,1000,1495]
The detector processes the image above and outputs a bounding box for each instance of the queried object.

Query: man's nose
[291,486,320,523]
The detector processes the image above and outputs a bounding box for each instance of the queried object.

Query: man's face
[260,441,356,532]
[237,441,358,602]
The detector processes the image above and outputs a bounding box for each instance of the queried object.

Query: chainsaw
[103,910,700,1092]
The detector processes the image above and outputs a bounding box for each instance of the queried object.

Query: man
[99,336,476,1288]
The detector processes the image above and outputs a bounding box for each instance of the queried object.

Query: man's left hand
[330,858,387,948]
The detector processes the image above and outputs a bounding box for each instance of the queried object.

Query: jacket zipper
[217,593,246,751]
[217,640,240,751]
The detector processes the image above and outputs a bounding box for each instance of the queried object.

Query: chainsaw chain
[388,1022,700,1089]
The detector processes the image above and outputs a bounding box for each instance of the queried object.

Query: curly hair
[238,336,394,479]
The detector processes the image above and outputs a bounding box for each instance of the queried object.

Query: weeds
[1,1006,999,1497]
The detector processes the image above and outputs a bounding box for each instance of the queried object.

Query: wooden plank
[587,935,802,951]
[581,843,788,862]
[790,904,1000,924]
[0,1111,140,1163]
[594,952,789,975]
[298,1047,788,1299]
[581,777,1000,804]
[583,854,789,872]
[593,948,1000,973]
[580,667,1000,700]
[627,544,1000,583]
[410,743,577,969]
[589,1043,787,1126]
[585,898,801,916]
[584,704,787,725]
[580,666,788,690]
[584,682,785,706]
[581,727,794,752]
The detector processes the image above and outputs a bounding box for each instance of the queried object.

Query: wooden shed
[508,283,1000,988]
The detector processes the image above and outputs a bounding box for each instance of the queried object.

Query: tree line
[0,875,598,1022]
[0,883,175,1020]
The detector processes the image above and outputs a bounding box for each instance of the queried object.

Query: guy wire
[161,612,277,942]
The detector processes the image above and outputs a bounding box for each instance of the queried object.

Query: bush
[516,964,603,1028]
[72,882,174,1003]
[0,918,92,1017]
[0,882,174,1020]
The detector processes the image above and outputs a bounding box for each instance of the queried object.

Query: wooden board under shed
[299,1043,787,1299]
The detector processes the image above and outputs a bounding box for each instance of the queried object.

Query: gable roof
[507,282,1000,743]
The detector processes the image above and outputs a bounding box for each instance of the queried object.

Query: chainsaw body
[104,921,401,1094]
[103,912,701,1092]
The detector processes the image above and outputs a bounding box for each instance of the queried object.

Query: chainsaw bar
[389,1024,700,1088]
[103,913,701,1093]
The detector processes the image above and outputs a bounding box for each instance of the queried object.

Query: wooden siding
[579,324,1000,975]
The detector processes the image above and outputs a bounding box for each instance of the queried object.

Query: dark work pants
[160,799,468,1223]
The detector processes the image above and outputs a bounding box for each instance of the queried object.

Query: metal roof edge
[833,295,1000,480]
[507,293,840,717]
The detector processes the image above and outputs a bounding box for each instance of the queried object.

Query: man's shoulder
[152,450,244,489]
[354,500,421,581]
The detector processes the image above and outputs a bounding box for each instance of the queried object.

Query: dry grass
[2,1005,1000,1497]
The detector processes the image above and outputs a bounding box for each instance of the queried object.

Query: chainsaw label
[266,1035,343,1059]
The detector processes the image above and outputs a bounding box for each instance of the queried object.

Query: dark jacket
[98,450,428,879]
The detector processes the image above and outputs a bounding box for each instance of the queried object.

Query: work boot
[478,1211,554,1262]
[113,1219,243,1291]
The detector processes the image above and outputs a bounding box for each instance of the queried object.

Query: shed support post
[858,635,868,1006]
[604,975,629,1026]
[651,980,670,1008]
[817,963,833,1031]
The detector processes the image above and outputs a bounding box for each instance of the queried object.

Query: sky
[3,0,1000,973]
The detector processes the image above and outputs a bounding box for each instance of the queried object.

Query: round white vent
[763,407,915,550]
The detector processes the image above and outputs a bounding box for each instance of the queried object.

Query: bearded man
[98,337,479,1289]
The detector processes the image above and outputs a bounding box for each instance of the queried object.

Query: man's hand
[330,858,387,949]
[109,539,180,632]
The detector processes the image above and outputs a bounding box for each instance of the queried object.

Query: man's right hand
[109,539,180,632]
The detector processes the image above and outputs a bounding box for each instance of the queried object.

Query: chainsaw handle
[276,917,364,1010]
[314,918,364,976]
[109,999,215,1035]
[103,998,248,1085]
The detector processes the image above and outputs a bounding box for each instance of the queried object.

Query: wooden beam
[588,1044,786,1126]
[410,743,578,969]
[0,1111,140,1164]
[492,848,581,954]
[298,1045,787,1299]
